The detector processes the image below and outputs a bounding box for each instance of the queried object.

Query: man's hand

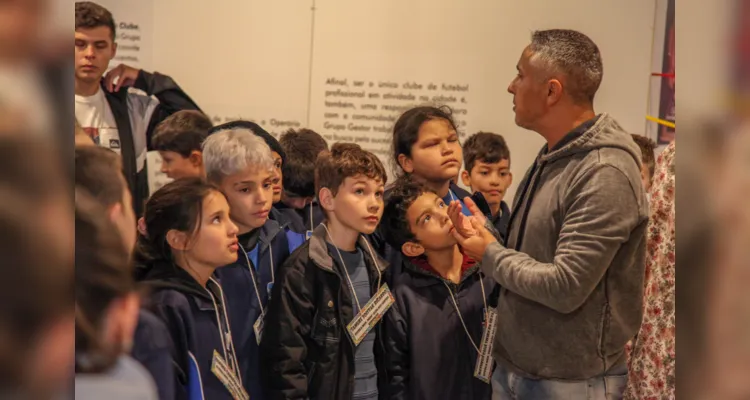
[448,197,496,260]
[451,214,496,261]
[104,63,141,92]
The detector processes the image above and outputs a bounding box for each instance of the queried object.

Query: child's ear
[460,170,472,187]
[166,229,190,251]
[401,241,424,258]
[188,150,203,167]
[397,154,414,174]
[318,187,335,212]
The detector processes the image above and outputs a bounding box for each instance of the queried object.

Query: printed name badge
[474,308,498,384]
[346,284,395,346]
[254,315,264,345]
[211,350,249,400]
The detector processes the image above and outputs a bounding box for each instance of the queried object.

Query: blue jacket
[140,262,243,400]
[270,207,307,253]
[384,256,497,400]
[273,201,326,235]
[214,219,296,400]
[492,200,511,244]
[132,309,174,400]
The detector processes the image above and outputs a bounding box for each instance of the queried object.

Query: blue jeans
[491,363,628,400]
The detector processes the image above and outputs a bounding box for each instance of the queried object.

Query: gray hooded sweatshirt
[74,356,158,400]
[482,113,648,380]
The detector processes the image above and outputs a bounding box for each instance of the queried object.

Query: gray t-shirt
[327,243,378,400]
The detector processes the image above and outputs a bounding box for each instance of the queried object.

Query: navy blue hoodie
[273,201,326,236]
[132,309,174,400]
[139,261,244,400]
[214,218,295,400]
[384,254,497,400]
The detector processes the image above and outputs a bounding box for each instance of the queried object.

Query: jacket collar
[308,223,388,274]
[403,252,480,288]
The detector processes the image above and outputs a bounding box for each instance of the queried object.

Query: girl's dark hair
[134,178,220,278]
[391,105,458,176]
[75,188,132,373]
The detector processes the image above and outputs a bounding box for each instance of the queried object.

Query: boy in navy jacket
[380,176,497,400]
[460,132,513,241]
[202,128,301,399]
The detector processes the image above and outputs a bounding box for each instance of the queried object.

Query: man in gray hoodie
[449,29,648,399]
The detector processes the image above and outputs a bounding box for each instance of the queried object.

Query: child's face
[217,165,275,233]
[461,159,513,207]
[400,119,462,183]
[271,151,283,204]
[159,150,203,180]
[185,191,239,267]
[405,191,457,253]
[328,175,385,235]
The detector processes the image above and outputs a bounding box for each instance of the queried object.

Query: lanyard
[321,223,383,313]
[239,242,275,318]
[443,276,488,354]
[206,278,241,378]
[309,202,314,231]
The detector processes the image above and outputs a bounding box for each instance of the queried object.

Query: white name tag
[211,350,249,400]
[474,307,498,383]
[346,284,394,346]
[254,315,265,345]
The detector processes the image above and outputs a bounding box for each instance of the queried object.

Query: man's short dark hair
[75,2,116,40]
[281,128,329,198]
[380,176,431,250]
[529,29,603,104]
[463,132,511,172]
[631,134,657,179]
[75,146,126,207]
[315,143,386,198]
[152,110,213,157]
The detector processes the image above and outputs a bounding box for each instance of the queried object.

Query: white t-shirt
[75,88,122,155]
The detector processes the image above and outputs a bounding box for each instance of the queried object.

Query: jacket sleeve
[383,300,409,400]
[132,70,202,147]
[132,311,176,400]
[480,164,645,314]
[151,302,192,400]
[260,260,315,400]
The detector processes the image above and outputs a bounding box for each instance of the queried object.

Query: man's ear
[318,187,335,212]
[398,154,414,174]
[401,241,425,258]
[189,150,203,167]
[547,78,563,106]
[166,229,189,251]
[461,170,472,188]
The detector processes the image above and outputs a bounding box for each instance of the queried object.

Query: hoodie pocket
[596,302,611,361]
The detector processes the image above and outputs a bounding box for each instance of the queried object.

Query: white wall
[98,0,657,202]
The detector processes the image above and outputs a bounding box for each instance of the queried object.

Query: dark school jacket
[259,224,390,400]
[132,309,175,400]
[273,201,326,236]
[384,255,497,400]
[214,219,295,400]
[139,261,243,400]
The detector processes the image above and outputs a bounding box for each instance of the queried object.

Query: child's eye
[212,216,221,224]
[239,188,249,193]
[375,191,384,198]
[501,172,509,177]
[423,215,431,223]
[480,171,489,176]
[263,183,273,189]
[438,201,445,208]
[355,189,364,195]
